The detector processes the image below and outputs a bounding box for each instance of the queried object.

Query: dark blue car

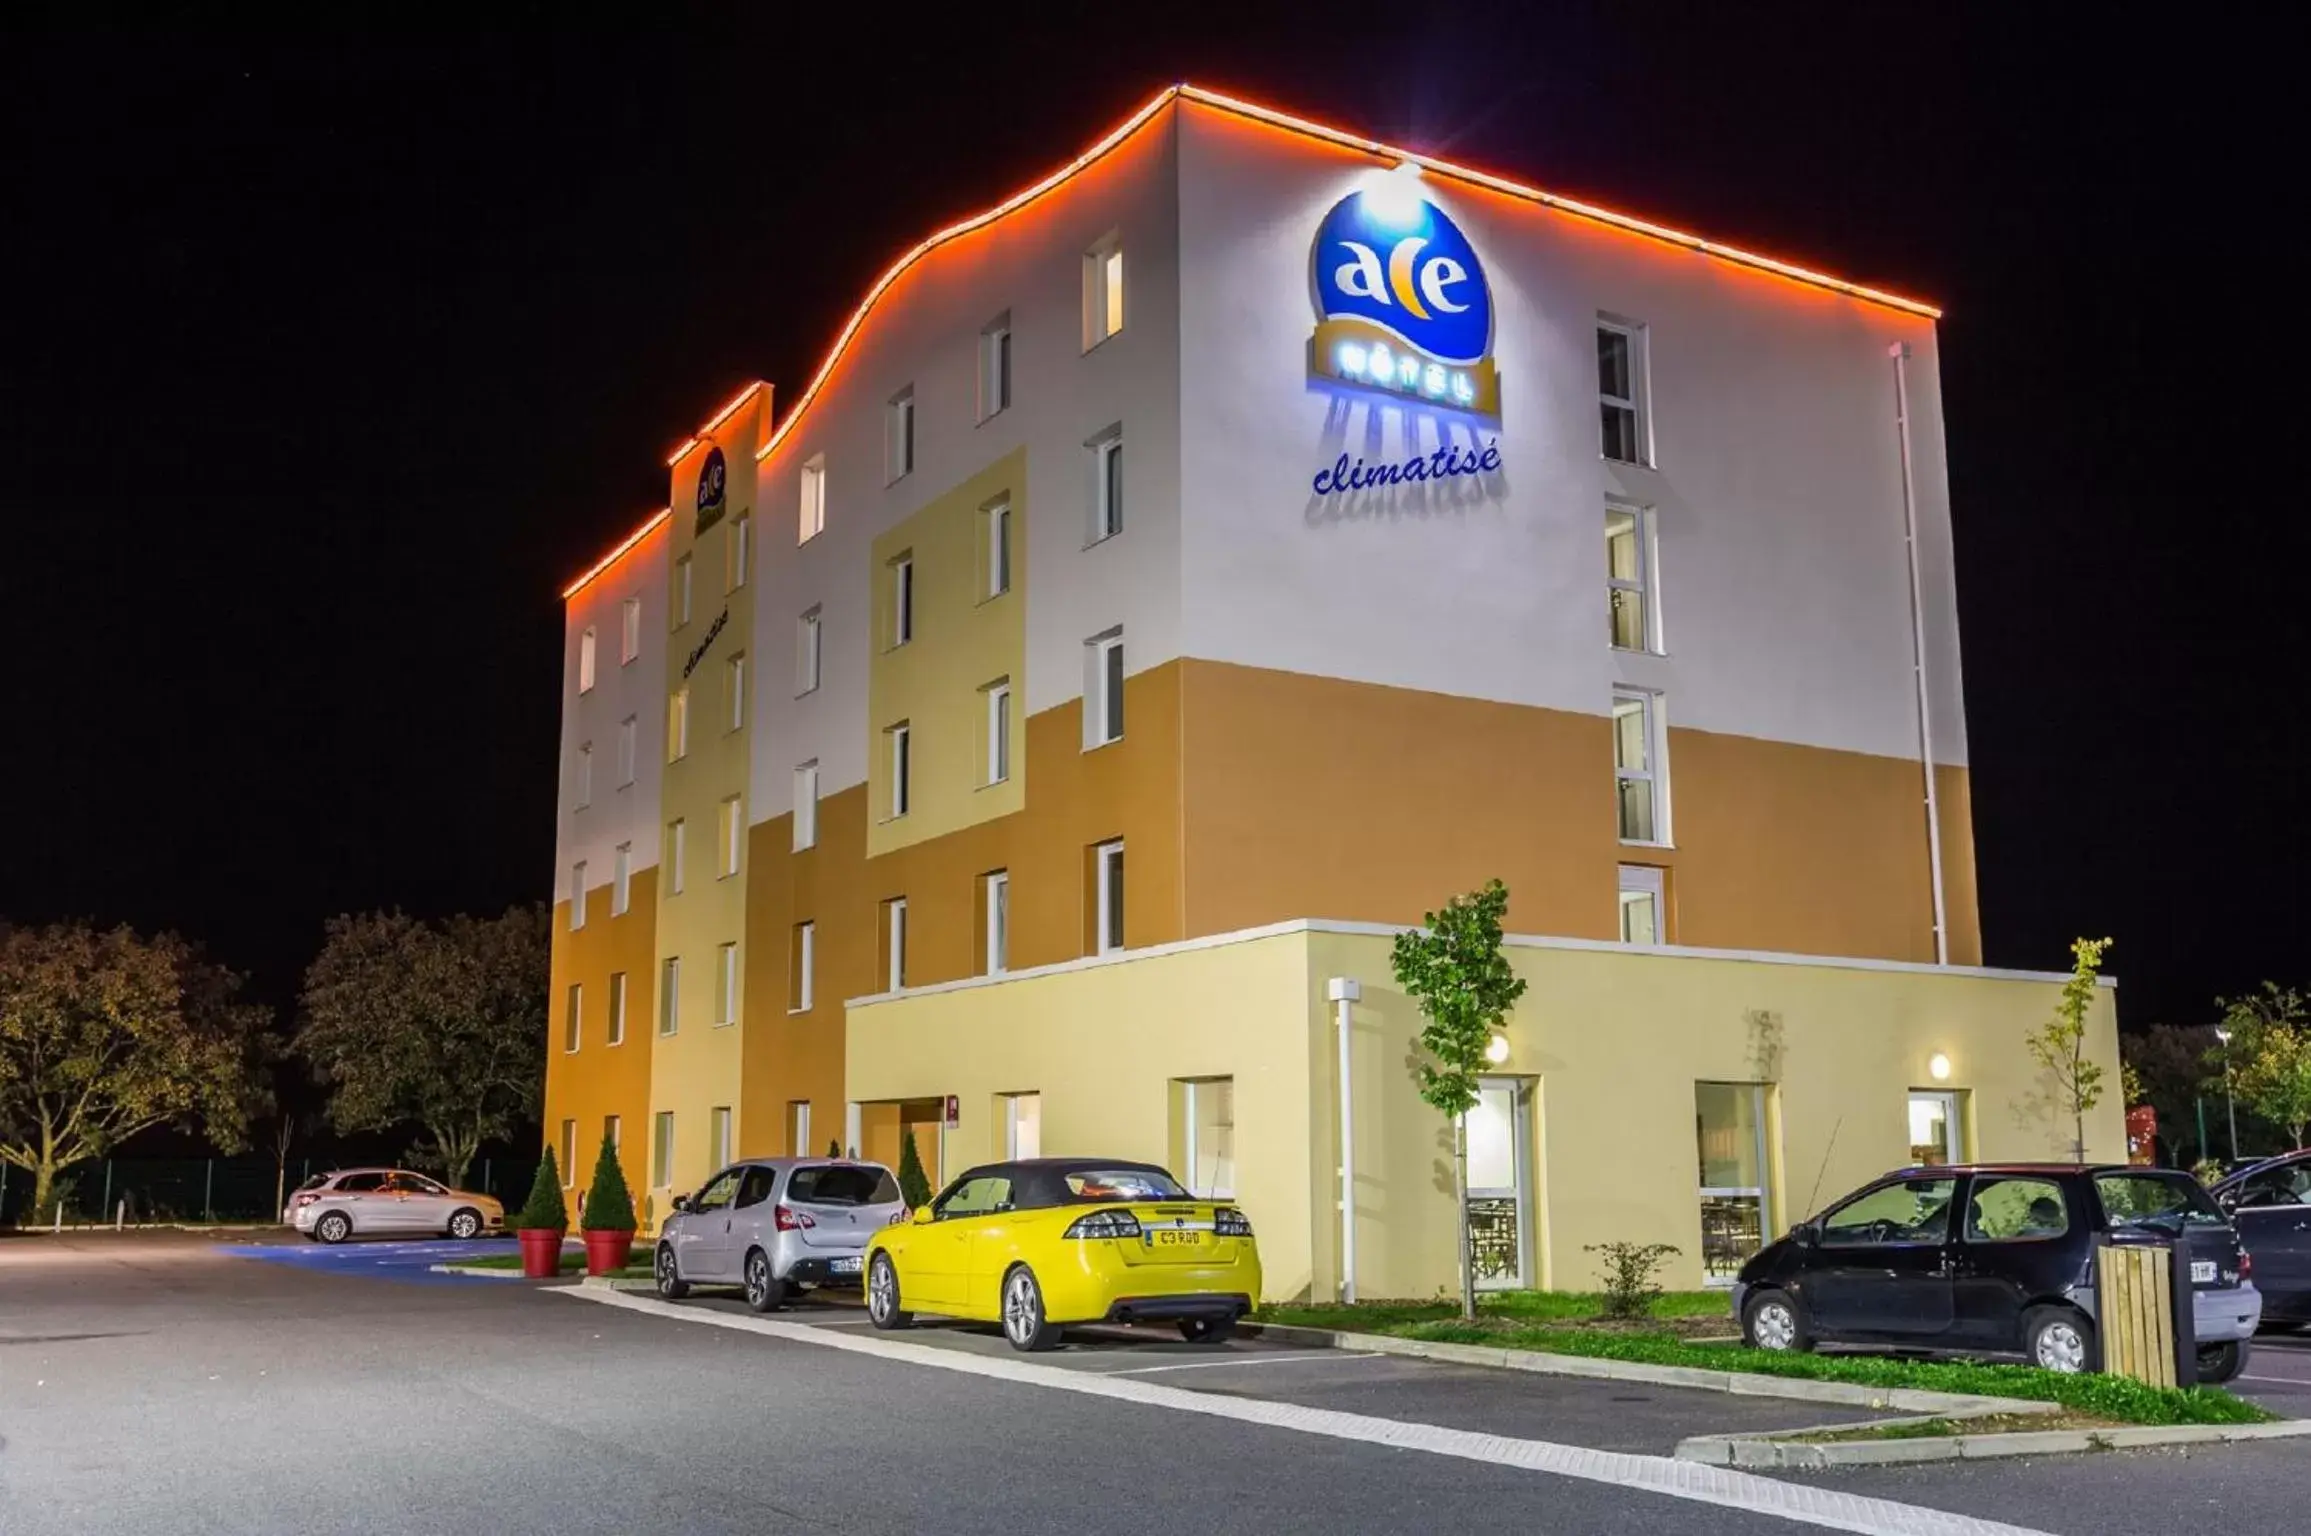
[2214,1149,2311,1330]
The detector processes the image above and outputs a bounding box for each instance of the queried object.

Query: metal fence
[0,1155,539,1227]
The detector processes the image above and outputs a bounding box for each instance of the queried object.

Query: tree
[2121,1023,2222,1165]
[1391,879,1527,1321]
[514,1146,567,1231]
[2220,984,2311,1150]
[0,921,271,1218]
[297,905,548,1188]
[2026,937,2111,1161]
[579,1128,636,1232]
[895,1130,932,1209]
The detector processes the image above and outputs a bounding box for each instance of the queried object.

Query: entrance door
[1908,1091,1962,1166]
[1465,1078,1531,1291]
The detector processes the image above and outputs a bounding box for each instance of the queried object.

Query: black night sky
[3,11,2301,1040]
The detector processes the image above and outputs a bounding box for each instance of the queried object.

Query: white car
[287,1168,505,1243]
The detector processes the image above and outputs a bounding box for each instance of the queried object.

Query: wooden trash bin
[2094,1239,2195,1387]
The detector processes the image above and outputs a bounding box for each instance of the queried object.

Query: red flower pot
[583,1228,635,1276]
[518,1226,567,1279]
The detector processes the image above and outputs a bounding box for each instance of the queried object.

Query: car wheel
[866,1253,912,1330]
[743,1250,786,1314]
[1742,1289,1812,1353]
[2023,1305,2098,1374]
[1178,1317,1235,1344]
[446,1208,483,1241]
[654,1243,689,1300]
[1001,1264,1060,1352]
[315,1211,352,1245]
[2197,1340,2248,1384]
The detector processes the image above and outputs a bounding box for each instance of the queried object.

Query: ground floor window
[1001,1092,1041,1160]
[790,1101,812,1158]
[1176,1078,1234,1197]
[1695,1081,1771,1284]
[651,1111,673,1190]
[1908,1089,1963,1166]
[1466,1078,1533,1289]
[559,1119,577,1186]
[711,1106,733,1170]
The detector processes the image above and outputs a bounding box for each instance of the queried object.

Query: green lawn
[1259,1289,1730,1331]
[445,1250,651,1279]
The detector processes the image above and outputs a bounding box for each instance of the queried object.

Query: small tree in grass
[1392,879,1527,1321]
[1587,1241,1681,1321]
[895,1131,933,1209]
[2027,937,2112,1161]
[2221,984,2311,1151]
[514,1146,567,1231]
[580,1130,636,1233]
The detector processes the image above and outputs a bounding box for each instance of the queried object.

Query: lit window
[668,687,690,762]
[574,742,593,809]
[985,679,1012,784]
[883,897,908,991]
[652,1111,675,1189]
[711,1106,732,1169]
[1598,318,1650,465]
[1094,839,1124,954]
[790,921,815,1012]
[726,651,747,733]
[673,555,694,629]
[890,554,913,647]
[888,722,911,818]
[716,941,739,1026]
[621,598,642,663]
[667,818,685,895]
[1085,237,1123,346]
[727,513,751,592]
[617,716,637,787]
[1088,428,1122,542]
[560,1119,577,1184]
[1182,1078,1235,1197]
[1606,505,1657,652]
[887,387,915,482]
[563,983,582,1053]
[578,627,597,693]
[718,794,742,878]
[984,870,1009,975]
[1696,1082,1772,1281]
[569,862,588,930]
[797,607,822,695]
[985,499,1012,597]
[1085,631,1124,747]
[1618,864,1664,945]
[1613,689,1668,844]
[1002,1091,1040,1160]
[979,313,1012,419]
[799,454,827,543]
[612,842,632,916]
[793,760,819,850]
[659,955,680,1035]
[607,971,628,1046]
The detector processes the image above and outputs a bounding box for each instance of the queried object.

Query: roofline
[563,81,1942,600]
[559,506,670,602]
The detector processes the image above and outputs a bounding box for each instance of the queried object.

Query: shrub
[579,1131,637,1232]
[827,1138,842,1159]
[514,1148,568,1231]
[1586,1240,1681,1320]
[896,1132,933,1209]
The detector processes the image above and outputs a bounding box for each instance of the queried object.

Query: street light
[2216,1026,2240,1162]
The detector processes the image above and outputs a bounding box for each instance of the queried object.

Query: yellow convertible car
[863,1157,1262,1351]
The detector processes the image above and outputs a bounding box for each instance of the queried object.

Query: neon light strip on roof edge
[566,81,1940,598]
[663,379,767,468]
[560,507,670,601]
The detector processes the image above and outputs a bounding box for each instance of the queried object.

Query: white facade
[555,528,668,904]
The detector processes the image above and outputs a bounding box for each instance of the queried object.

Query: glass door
[1696,1082,1771,1284]
[1466,1078,1532,1290]
[1907,1090,1961,1166]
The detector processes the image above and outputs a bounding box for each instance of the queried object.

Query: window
[979,312,1012,419]
[984,499,1011,598]
[667,687,690,762]
[577,627,597,693]
[1085,631,1124,747]
[1613,689,1667,844]
[612,842,632,916]
[793,761,819,850]
[718,795,742,878]
[1819,1177,1958,1247]
[1908,1090,1962,1166]
[736,1164,775,1208]
[935,1174,1015,1219]
[569,862,588,930]
[607,971,628,1046]
[886,387,915,482]
[985,680,1011,784]
[559,1120,577,1186]
[652,1111,675,1189]
[798,454,827,543]
[727,513,751,591]
[1966,1176,2070,1242]
[674,554,694,629]
[574,742,592,808]
[659,955,680,1035]
[1618,865,1663,945]
[690,1165,739,1210]
[725,652,747,732]
[1088,429,1123,542]
[604,1113,622,1154]
[1085,236,1123,346]
[716,941,739,1026]
[1002,1092,1041,1160]
[617,716,637,787]
[790,1101,812,1157]
[790,922,815,1012]
[1597,318,1649,465]
[1093,839,1125,954]
[563,983,582,1053]
[888,722,911,818]
[890,554,913,646]
[2098,1171,2227,1229]
[667,818,686,894]
[621,597,642,663]
[1695,1082,1772,1281]
[1606,504,1657,652]
[983,870,1009,975]
[882,897,908,991]
[796,607,823,695]
[1181,1078,1235,1197]
[711,1106,732,1170]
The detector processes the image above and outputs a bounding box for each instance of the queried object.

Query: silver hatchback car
[288,1168,506,1243]
[655,1158,905,1311]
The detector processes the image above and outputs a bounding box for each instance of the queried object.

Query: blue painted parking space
[215,1237,525,1285]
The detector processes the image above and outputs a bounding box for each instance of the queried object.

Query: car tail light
[293,1193,320,1208]
[2240,1250,2254,1278]
[773,1204,816,1231]
[1215,1208,1253,1238]
[1064,1210,1142,1240]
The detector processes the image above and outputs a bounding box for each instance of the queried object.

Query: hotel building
[545,85,2120,1298]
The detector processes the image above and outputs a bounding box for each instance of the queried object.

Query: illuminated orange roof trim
[663,380,766,468]
[563,83,1938,598]
[560,507,669,601]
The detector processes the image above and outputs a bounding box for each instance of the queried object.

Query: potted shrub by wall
[513,1147,569,1279]
[579,1130,638,1276]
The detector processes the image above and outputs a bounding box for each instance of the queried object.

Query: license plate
[2191,1260,2217,1283]
[831,1256,862,1275]
[1146,1230,1204,1247]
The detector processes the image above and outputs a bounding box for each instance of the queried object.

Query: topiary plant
[514,1147,568,1231]
[580,1130,636,1232]
[896,1130,933,1209]
[827,1138,842,1159]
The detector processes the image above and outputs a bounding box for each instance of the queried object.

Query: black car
[2213,1150,2311,1329]
[1733,1163,2261,1382]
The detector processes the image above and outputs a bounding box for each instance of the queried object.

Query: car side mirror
[1791,1221,1819,1247]
[911,1205,935,1225]
[671,1195,690,1213]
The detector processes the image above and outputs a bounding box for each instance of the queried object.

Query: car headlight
[1063,1210,1142,1239]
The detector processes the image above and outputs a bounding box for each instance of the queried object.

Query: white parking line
[1099,1351,1381,1375]
[2241,1374,2309,1386]
[557,1287,2051,1536]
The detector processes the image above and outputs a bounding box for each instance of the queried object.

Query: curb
[579,1274,657,1292]
[1245,1321,2042,1417]
[427,1263,527,1279]
[1677,1416,2311,1467]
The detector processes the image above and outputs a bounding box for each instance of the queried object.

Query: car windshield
[786,1166,900,1207]
[2097,1172,2226,1230]
[1060,1168,1190,1203]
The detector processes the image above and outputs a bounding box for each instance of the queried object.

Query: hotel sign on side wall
[693,445,728,537]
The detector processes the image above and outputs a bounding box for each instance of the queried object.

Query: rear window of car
[296,1174,330,1192]
[1060,1168,1190,1203]
[2097,1172,2226,1229]
[786,1165,899,1207]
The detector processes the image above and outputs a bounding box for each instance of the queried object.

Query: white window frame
[559,1119,578,1185]
[796,607,822,695]
[620,597,642,663]
[606,971,627,1046]
[667,818,686,895]
[891,555,913,647]
[668,687,689,762]
[885,897,907,992]
[577,627,597,693]
[985,498,1011,598]
[1617,864,1664,945]
[612,842,632,916]
[1605,502,1660,654]
[1002,1091,1040,1160]
[798,454,827,543]
[791,1101,813,1159]
[1612,687,1671,846]
[1085,631,1123,748]
[1084,235,1123,347]
[711,1105,733,1170]
[1597,316,1651,467]
[985,870,1009,975]
[719,794,743,878]
[617,716,637,787]
[986,680,1011,784]
[793,761,819,851]
[727,512,751,591]
[1182,1078,1235,1198]
[569,863,588,930]
[979,313,1012,420]
[726,651,747,733]
[652,1111,674,1189]
[574,742,592,809]
[715,941,739,1027]
[659,955,680,1035]
[673,555,694,629]
[889,722,911,819]
[792,922,815,1013]
[1094,839,1125,955]
[1087,428,1123,543]
[886,387,915,482]
[563,982,582,1053]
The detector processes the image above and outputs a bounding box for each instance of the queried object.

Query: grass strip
[1261,1290,1729,1331]
[443,1250,650,1278]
